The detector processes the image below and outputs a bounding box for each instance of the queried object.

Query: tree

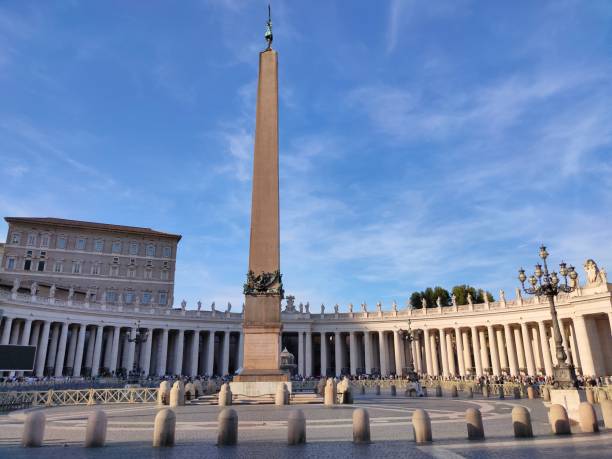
[410,285,493,308]
[409,291,423,309]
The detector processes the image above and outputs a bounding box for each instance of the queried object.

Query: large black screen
[0,345,37,371]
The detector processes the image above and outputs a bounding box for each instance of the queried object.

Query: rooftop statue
[197,300,202,311]
[264,4,273,50]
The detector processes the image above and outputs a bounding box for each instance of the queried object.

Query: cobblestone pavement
[0,394,610,458]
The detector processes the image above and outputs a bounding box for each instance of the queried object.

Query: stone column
[445,331,455,375]
[125,328,136,375]
[85,326,96,370]
[503,324,519,376]
[455,328,465,376]
[513,327,526,372]
[569,321,582,371]
[221,331,230,376]
[54,322,69,377]
[439,329,449,376]
[237,332,244,369]
[20,319,33,346]
[46,323,60,371]
[91,325,105,377]
[414,333,422,373]
[29,322,41,347]
[573,315,595,376]
[174,329,185,375]
[35,321,51,377]
[430,332,439,376]
[378,331,389,376]
[520,323,536,376]
[305,331,312,377]
[298,332,305,376]
[462,330,473,373]
[206,331,215,376]
[487,326,501,376]
[158,328,169,376]
[478,329,490,373]
[141,328,154,376]
[423,329,433,375]
[72,324,87,377]
[349,331,357,376]
[560,322,572,365]
[320,332,328,377]
[190,331,200,376]
[471,327,482,376]
[363,332,372,374]
[1,317,13,344]
[109,327,120,374]
[496,328,508,371]
[334,331,342,376]
[8,320,20,345]
[65,325,78,371]
[393,330,403,376]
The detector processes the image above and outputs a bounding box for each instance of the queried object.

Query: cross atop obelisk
[236,7,287,383]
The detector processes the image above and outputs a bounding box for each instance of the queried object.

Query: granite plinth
[550,388,587,422]
[233,369,289,383]
[230,381,292,397]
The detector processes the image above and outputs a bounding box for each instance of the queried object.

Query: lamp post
[518,245,578,388]
[127,320,148,384]
[398,320,418,382]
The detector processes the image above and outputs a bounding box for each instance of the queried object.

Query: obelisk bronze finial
[265,4,273,50]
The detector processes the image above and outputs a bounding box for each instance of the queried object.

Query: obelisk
[234,10,287,385]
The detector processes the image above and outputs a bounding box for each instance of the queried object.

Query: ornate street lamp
[518,245,578,388]
[398,320,418,382]
[127,320,149,384]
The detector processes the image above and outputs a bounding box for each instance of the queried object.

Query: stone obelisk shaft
[239,49,285,378]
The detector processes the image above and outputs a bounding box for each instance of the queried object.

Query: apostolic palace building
[0,216,610,381]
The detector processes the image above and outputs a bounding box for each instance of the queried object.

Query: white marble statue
[348,303,353,313]
[515,287,522,304]
[11,278,20,293]
[197,300,202,311]
[436,296,442,307]
[451,294,457,307]
[334,304,339,314]
[600,267,608,284]
[376,302,382,313]
[30,282,38,296]
[299,302,304,314]
[320,303,325,314]
[68,286,75,300]
[211,301,216,313]
[49,284,56,299]
[392,301,398,312]
[85,289,91,302]
[584,259,605,286]
[361,302,367,313]
[305,302,310,313]
[226,302,232,313]
[467,292,473,307]
[421,297,427,308]
[181,299,187,310]
[499,289,506,303]
[285,295,296,312]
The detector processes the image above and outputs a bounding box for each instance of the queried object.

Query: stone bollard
[422,387,428,397]
[586,389,595,405]
[184,382,196,401]
[513,387,521,399]
[207,379,217,395]
[276,383,289,406]
[217,408,238,446]
[172,381,185,406]
[451,386,458,398]
[158,381,171,405]
[578,402,599,433]
[549,404,571,435]
[527,386,535,400]
[390,385,397,396]
[152,408,176,447]
[218,383,232,406]
[21,411,45,447]
[288,409,306,445]
[412,409,432,444]
[435,385,442,397]
[466,386,473,399]
[512,406,533,438]
[466,408,484,440]
[601,399,612,429]
[324,379,336,406]
[84,409,107,447]
[498,386,505,400]
[360,385,365,395]
[169,386,182,407]
[482,385,489,398]
[542,386,550,402]
[193,380,203,397]
[375,384,381,395]
[352,408,370,444]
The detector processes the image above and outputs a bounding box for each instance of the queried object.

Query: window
[76,238,86,250]
[72,261,82,274]
[124,292,134,304]
[129,242,139,255]
[11,233,20,244]
[40,235,49,248]
[162,261,169,268]
[112,257,119,264]
[163,246,171,258]
[40,251,47,258]
[146,259,153,267]
[37,261,45,272]
[110,265,119,277]
[106,291,117,303]
[127,267,136,278]
[159,291,168,305]
[26,250,33,257]
[142,292,152,304]
[129,258,136,265]
[111,241,122,254]
[160,270,169,281]
[94,239,104,252]
[146,244,155,257]
[24,259,32,271]
[91,263,100,275]
[144,269,153,280]
[57,237,67,249]
[27,233,36,246]
[6,257,15,270]
[53,262,63,273]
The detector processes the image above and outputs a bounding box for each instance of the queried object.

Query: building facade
[0,258,610,379]
[1,217,181,308]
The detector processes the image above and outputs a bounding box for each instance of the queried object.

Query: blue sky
[1,0,611,310]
